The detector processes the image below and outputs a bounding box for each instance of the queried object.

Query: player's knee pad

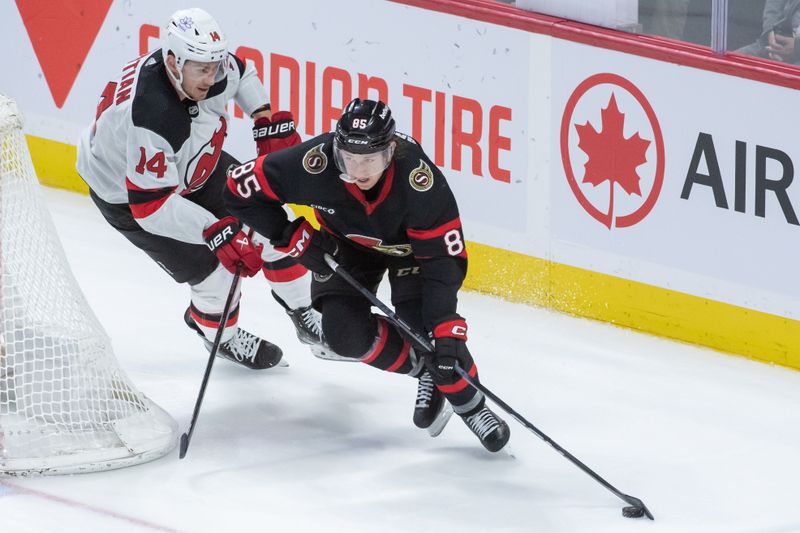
[252,232,311,309]
[190,263,241,312]
[264,262,311,309]
[320,298,417,374]
[320,297,375,358]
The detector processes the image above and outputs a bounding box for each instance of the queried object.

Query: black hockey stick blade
[179,432,190,459]
[621,496,654,520]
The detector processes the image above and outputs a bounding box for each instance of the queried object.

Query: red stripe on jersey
[125,176,152,192]
[126,178,175,219]
[253,155,280,202]
[226,173,240,196]
[361,319,389,364]
[436,363,478,394]
[315,211,335,234]
[261,262,308,282]
[407,217,462,240]
[386,340,411,373]
[129,196,171,219]
[344,161,395,216]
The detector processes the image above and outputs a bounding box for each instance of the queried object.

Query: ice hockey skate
[184,309,286,370]
[271,291,354,362]
[414,370,453,437]
[286,304,324,345]
[461,405,510,452]
[271,291,323,345]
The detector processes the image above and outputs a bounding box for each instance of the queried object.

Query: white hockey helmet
[162,8,228,87]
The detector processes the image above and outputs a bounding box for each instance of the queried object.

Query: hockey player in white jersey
[77,8,321,369]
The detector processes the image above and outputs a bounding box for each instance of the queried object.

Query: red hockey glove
[202,216,264,277]
[252,111,301,156]
[427,315,473,382]
[271,217,338,274]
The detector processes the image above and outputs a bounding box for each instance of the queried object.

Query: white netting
[0,95,178,475]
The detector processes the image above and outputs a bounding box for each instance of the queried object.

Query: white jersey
[77,50,266,245]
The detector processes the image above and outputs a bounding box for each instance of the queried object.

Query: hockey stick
[323,254,654,520]
[179,264,242,459]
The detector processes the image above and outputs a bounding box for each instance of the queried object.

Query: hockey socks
[184,305,284,370]
[357,317,416,374]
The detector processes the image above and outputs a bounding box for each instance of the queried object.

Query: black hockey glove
[427,315,473,382]
[271,217,338,274]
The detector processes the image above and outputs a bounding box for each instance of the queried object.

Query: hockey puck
[622,506,645,518]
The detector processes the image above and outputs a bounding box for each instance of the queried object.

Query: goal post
[0,94,178,475]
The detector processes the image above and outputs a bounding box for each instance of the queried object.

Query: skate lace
[466,408,499,440]
[224,329,260,363]
[300,307,322,337]
[415,372,436,408]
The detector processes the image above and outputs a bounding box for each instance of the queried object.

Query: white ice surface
[2,188,800,533]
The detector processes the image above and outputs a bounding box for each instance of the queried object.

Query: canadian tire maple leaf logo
[561,73,665,229]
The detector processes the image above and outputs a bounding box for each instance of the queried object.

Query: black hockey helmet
[333,98,397,183]
[334,98,396,155]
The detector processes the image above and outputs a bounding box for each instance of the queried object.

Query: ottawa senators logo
[409,160,434,192]
[347,234,413,257]
[302,143,328,174]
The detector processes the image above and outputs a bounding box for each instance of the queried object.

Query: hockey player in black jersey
[224,98,510,452]
[77,8,323,371]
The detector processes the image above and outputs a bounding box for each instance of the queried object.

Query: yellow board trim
[27,134,800,370]
[465,241,800,369]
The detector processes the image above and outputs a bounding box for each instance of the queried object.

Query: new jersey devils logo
[185,116,227,192]
[560,73,664,229]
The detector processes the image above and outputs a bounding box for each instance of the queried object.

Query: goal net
[0,95,178,475]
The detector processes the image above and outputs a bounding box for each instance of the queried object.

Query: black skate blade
[309,344,356,362]
[427,402,453,437]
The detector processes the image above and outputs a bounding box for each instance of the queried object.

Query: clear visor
[182,59,226,82]
[333,139,394,183]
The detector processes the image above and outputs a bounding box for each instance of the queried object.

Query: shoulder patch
[409,159,434,192]
[303,143,328,174]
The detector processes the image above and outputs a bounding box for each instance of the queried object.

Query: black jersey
[224,132,468,329]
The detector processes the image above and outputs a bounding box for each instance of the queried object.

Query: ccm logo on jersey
[206,225,234,251]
